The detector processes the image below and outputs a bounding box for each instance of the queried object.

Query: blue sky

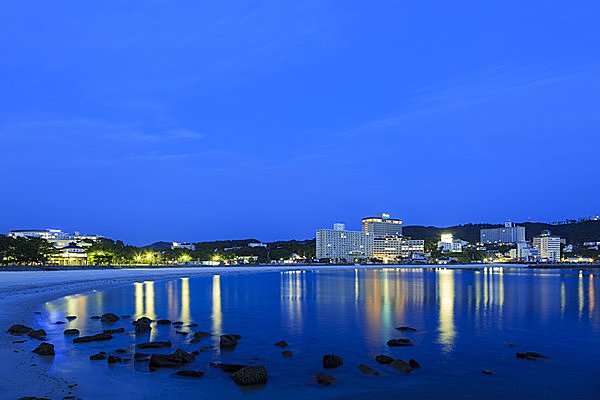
[1,1,599,244]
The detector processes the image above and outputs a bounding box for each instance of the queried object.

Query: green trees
[0,235,58,265]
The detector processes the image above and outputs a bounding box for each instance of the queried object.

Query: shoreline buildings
[533,230,561,262]
[316,213,424,263]
[8,229,100,265]
[480,221,526,244]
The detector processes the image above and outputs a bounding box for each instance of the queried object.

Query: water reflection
[437,269,456,351]
[281,271,305,334]
[180,278,190,323]
[211,275,222,335]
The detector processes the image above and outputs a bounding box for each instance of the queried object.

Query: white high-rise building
[316,224,373,263]
[480,221,526,244]
[533,230,561,262]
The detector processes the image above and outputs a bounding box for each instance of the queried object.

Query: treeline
[403,220,600,244]
[144,238,317,264]
[0,235,58,264]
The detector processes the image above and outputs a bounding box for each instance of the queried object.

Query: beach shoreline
[1,264,400,399]
[0,263,590,399]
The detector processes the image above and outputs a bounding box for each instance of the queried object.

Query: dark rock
[101,313,120,323]
[315,372,336,386]
[108,355,122,364]
[132,317,152,333]
[115,348,127,354]
[358,364,380,375]
[220,334,239,349]
[66,316,77,321]
[390,359,413,373]
[156,319,171,325]
[408,359,421,369]
[322,354,343,369]
[187,323,198,327]
[6,324,33,335]
[172,321,184,326]
[73,333,113,343]
[137,341,172,349]
[387,338,413,347]
[64,329,80,335]
[28,329,47,340]
[282,350,294,358]
[516,352,548,360]
[175,331,188,335]
[90,352,107,361]
[232,366,268,386]
[190,331,211,343]
[274,340,288,348]
[375,354,394,364]
[481,369,494,375]
[176,370,204,378]
[13,340,26,344]
[103,328,125,334]
[134,352,149,359]
[54,321,65,325]
[149,349,195,369]
[395,326,417,332]
[211,363,247,373]
[32,342,54,356]
[191,350,200,356]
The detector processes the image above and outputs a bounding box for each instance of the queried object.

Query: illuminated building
[373,236,425,263]
[8,228,101,265]
[533,230,561,262]
[171,242,196,251]
[316,224,372,262]
[437,233,467,252]
[480,221,526,244]
[362,213,402,236]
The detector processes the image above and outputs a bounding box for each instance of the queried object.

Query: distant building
[171,242,196,251]
[437,233,468,252]
[8,229,101,265]
[509,241,538,262]
[9,229,68,241]
[584,241,600,250]
[533,230,561,262]
[316,224,372,263]
[480,221,526,244]
[362,213,402,237]
[373,236,425,263]
[248,242,267,248]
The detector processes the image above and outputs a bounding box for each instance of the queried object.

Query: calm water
[37,267,600,399]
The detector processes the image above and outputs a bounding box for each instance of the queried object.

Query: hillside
[403,220,600,244]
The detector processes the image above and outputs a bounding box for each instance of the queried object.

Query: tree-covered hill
[403,220,600,244]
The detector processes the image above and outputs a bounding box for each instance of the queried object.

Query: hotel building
[373,236,425,263]
[480,221,526,244]
[533,230,561,262]
[317,213,424,263]
[362,213,403,236]
[316,223,373,263]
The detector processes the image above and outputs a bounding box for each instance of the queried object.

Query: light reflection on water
[40,268,600,399]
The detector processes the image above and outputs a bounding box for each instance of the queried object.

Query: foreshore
[1,264,401,398]
[0,263,594,399]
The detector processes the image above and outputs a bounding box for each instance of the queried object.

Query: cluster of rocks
[9,314,553,392]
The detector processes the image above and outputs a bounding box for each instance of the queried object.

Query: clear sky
[1,1,599,245]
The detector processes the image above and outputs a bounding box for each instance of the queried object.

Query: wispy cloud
[341,63,600,139]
